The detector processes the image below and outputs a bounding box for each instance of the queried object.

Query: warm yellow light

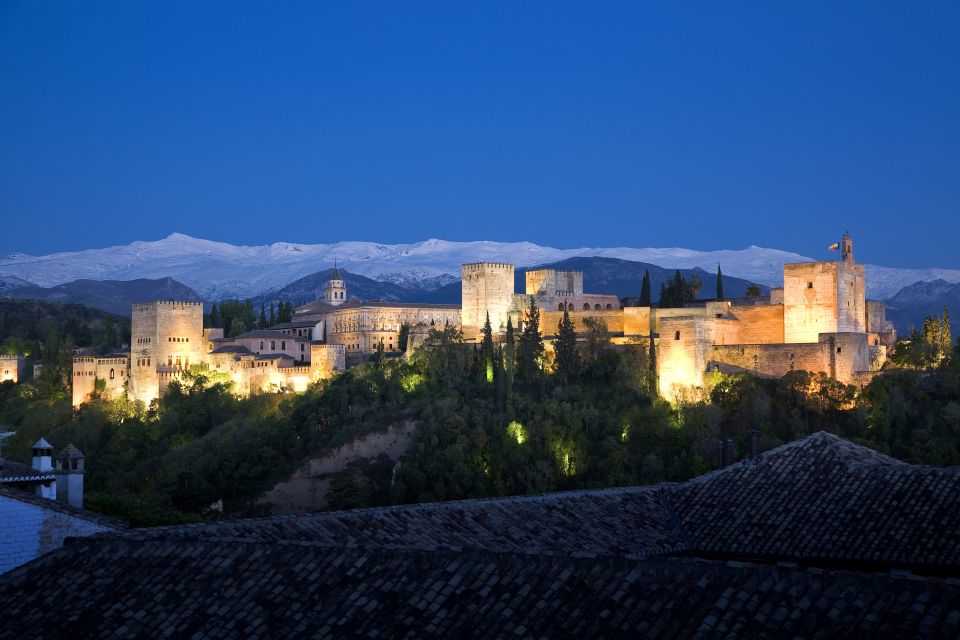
[401,373,424,393]
[507,421,526,444]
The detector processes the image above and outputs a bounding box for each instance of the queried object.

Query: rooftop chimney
[723,439,734,467]
[56,444,85,509]
[748,429,760,458]
[31,437,56,500]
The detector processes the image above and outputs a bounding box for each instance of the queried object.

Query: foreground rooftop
[2,432,960,638]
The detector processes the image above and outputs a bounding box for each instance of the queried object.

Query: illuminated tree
[481,312,495,383]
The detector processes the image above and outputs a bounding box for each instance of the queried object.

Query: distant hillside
[401,257,769,304]
[0,275,33,294]
[884,279,960,336]
[248,269,436,308]
[5,277,201,317]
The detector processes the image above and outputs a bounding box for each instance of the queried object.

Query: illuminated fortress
[71,233,893,407]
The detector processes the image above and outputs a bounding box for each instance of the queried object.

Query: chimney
[716,440,725,469]
[723,439,734,467]
[31,437,56,500]
[56,444,85,509]
[748,429,760,458]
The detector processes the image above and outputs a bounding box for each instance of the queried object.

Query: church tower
[323,265,347,306]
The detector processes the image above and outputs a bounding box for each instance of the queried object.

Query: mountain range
[1,234,958,336]
[5,233,958,300]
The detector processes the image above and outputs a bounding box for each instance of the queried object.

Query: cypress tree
[481,312,495,383]
[504,316,516,389]
[943,306,952,355]
[648,332,657,393]
[518,297,544,381]
[658,282,667,307]
[639,270,651,306]
[259,303,267,329]
[209,304,220,328]
[554,310,579,382]
[269,303,276,327]
[716,265,724,300]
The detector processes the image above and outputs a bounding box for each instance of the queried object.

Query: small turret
[841,232,854,264]
[56,444,85,509]
[31,437,56,500]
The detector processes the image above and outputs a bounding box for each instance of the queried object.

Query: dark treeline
[207,300,295,336]
[1,299,959,525]
[0,299,129,392]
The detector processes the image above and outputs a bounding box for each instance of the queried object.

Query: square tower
[461,262,515,339]
[129,301,205,404]
[783,261,865,343]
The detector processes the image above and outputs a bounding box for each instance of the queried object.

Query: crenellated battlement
[132,300,203,312]
[462,262,514,272]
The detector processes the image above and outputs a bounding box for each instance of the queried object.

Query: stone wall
[0,355,24,384]
[783,262,841,343]
[710,333,871,383]
[71,356,128,407]
[539,310,625,336]
[0,492,113,574]
[728,305,785,344]
[623,307,652,336]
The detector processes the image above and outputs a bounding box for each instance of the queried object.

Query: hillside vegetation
[0,303,959,526]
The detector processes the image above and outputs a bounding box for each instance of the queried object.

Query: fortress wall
[71,358,97,407]
[623,307,652,336]
[837,263,866,334]
[461,263,514,338]
[710,342,830,380]
[539,310,624,336]
[709,332,871,384]
[866,300,887,334]
[729,305,785,344]
[657,316,716,398]
[783,263,839,343]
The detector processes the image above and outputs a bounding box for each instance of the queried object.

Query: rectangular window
[282,341,286,350]
[271,341,276,350]
[674,331,681,340]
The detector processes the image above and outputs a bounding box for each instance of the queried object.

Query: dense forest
[0,299,959,526]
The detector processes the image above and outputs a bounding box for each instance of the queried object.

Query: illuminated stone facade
[655,235,894,399]
[69,233,893,407]
[0,354,25,384]
[461,262,515,339]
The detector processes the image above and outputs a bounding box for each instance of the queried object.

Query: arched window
[558,304,565,311]
[583,303,590,310]
[594,304,601,310]
[605,304,612,310]
[109,368,115,380]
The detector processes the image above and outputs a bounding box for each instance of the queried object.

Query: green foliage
[397,323,411,353]
[218,300,257,336]
[745,284,762,299]
[891,307,953,370]
[658,271,701,307]
[4,301,960,529]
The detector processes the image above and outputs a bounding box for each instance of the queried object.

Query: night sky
[1,2,958,267]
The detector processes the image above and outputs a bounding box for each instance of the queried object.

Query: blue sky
[1,1,958,267]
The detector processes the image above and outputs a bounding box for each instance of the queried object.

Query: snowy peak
[1,234,959,301]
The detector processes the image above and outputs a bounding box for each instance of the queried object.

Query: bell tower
[324,264,347,306]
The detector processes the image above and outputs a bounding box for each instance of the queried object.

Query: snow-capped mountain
[1,233,958,300]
